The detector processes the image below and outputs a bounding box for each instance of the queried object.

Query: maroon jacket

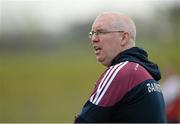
[74,47,166,123]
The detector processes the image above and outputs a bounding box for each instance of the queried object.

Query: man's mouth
[94,46,102,54]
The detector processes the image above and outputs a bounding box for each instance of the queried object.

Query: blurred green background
[0,0,180,122]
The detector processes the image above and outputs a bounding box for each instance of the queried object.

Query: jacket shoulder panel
[89,61,153,107]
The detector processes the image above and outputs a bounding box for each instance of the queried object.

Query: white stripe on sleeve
[95,61,128,105]
[91,63,123,104]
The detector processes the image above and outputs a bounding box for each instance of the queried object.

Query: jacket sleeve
[74,115,88,123]
[74,100,116,123]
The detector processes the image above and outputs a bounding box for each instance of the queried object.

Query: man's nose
[91,34,100,43]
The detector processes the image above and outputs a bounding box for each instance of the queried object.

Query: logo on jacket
[146,83,162,93]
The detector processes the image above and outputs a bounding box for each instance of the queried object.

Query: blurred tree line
[0,4,179,48]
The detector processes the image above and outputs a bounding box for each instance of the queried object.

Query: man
[74,11,166,123]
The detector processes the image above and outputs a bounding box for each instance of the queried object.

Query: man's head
[90,11,136,67]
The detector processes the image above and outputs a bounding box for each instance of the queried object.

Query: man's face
[91,15,123,67]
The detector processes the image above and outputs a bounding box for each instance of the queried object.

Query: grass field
[0,49,105,122]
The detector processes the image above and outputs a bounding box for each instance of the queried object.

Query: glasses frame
[89,30,124,39]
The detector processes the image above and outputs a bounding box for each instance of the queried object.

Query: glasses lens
[89,32,93,38]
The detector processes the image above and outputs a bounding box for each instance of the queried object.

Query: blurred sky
[0,0,180,34]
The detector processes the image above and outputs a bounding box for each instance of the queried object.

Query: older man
[74,11,166,123]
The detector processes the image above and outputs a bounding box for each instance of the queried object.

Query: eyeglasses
[89,30,124,39]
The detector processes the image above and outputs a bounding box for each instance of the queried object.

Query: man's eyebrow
[92,29,105,32]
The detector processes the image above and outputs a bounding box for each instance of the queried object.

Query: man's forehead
[92,16,113,30]
[92,22,104,30]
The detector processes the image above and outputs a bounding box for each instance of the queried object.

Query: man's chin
[96,57,107,66]
[96,56,103,62]
[96,57,111,67]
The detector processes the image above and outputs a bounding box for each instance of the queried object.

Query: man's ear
[120,32,129,46]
